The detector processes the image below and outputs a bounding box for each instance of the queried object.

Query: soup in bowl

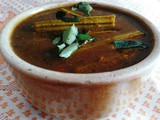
[0,1,160,119]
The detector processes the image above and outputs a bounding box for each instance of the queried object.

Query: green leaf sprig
[77,34,93,41]
[63,24,78,45]
[71,2,93,16]
[60,42,79,58]
[51,24,94,58]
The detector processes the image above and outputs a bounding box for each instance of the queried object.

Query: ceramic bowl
[0,1,160,120]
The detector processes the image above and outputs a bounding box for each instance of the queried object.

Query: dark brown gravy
[11,4,154,73]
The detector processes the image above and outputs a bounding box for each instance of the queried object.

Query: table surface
[0,0,160,120]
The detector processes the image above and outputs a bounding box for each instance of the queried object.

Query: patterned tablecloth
[0,0,160,120]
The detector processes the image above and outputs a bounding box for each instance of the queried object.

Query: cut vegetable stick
[60,8,83,18]
[35,23,115,32]
[34,14,116,28]
[78,30,145,52]
[88,30,117,35]
[109,30,144,40]
[84,15,115,19]
[35,19,63,28]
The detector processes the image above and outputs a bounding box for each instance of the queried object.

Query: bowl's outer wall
[8,56,154,119]
[10,64,149,119]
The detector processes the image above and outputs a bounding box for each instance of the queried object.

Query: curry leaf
[56,11,66,19]
[59,42,79,58]
[57,43,66,52]
[52,37,61,45]
[56,11,80,22]
[72,2,93,16]
[77,34,93,41]
[114,40,147,49]
[63,24,78,45]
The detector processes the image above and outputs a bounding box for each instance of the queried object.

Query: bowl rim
[0,1,160,85]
